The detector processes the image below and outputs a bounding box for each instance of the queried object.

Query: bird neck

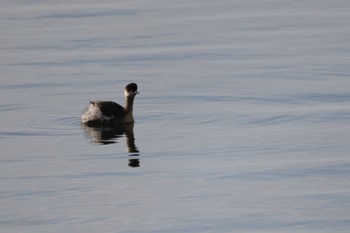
[125,96,135,113]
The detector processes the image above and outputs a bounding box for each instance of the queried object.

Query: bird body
[81,83,139,126]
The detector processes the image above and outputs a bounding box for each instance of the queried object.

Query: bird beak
[135,91,140,95]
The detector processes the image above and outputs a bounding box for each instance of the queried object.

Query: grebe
[81,83,139,125]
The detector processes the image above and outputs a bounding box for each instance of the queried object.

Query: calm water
[1,1,350,232]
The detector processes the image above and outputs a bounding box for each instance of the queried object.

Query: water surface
[1,1,350,232]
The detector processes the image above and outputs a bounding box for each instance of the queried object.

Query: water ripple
[0,116,81,137]
[22,116,80,131]
[27,115,78,126]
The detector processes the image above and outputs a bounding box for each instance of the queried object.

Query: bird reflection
[81,122,140,167]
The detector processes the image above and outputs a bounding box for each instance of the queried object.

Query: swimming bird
[81,83,139,125]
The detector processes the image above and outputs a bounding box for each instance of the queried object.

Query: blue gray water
[1,1,350,232]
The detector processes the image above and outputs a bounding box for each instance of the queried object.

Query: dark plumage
[90,101,126,118]
[81,83,139,125]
